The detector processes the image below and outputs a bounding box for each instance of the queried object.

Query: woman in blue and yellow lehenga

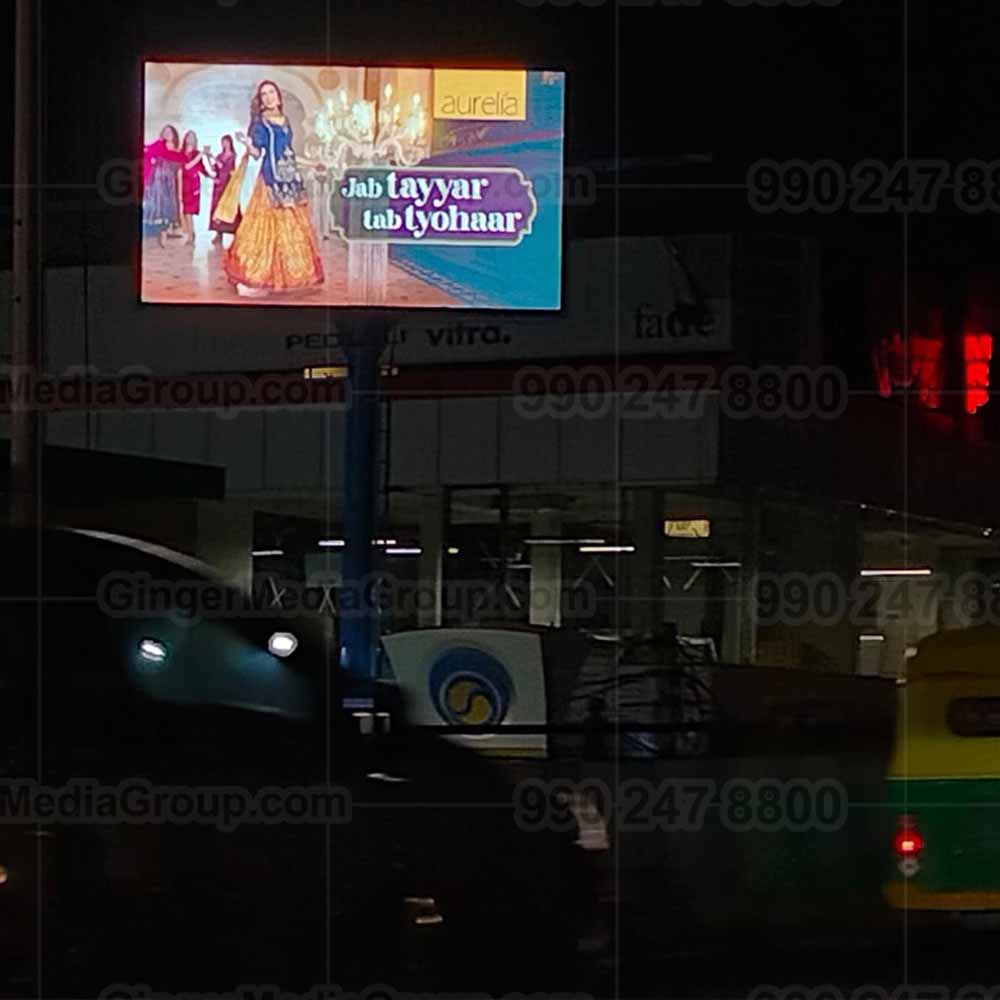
[218,80,324,298]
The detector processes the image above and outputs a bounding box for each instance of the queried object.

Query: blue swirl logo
[428,647,514,727]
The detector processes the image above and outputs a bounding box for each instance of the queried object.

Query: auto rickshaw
[884,625,1000,918]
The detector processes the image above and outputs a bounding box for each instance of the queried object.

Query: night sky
[1,1,997,280]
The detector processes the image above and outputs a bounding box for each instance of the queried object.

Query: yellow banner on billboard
[432,69,527,121]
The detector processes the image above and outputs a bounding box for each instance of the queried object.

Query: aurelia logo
[428,647,514,727]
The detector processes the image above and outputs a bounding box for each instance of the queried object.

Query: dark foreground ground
[602,922,1000,1000]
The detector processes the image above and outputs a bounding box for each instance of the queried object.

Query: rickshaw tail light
[893,822,924,857]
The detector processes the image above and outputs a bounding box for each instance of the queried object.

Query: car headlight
[268,632,298,658]
[138,638,169,664]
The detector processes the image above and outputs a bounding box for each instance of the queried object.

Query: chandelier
[303,81,430,303]
[306,83,428,173]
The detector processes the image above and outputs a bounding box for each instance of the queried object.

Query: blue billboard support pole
[339,317,389,699]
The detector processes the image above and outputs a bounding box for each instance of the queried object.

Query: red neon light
[873,330,993,415]
[963,331,993,415]
[872,331,943,409]
[911,335,943,409]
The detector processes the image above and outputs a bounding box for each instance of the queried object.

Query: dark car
[0,527,580,997]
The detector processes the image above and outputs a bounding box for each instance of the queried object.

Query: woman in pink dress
[142,125,186,248]
[209,135,240,246]
[178,130,215,245]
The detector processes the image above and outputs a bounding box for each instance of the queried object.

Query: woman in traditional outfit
[142,125,185,248]
[178,130,215,245]
[222,80,324,297]
[209,134,240,246]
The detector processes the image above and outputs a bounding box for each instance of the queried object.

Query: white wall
[42,391,719,494]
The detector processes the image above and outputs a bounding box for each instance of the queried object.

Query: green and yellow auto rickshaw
[884,625,1000,917]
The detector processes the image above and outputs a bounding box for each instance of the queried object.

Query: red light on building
[963,331,993,415]
[911,335,944,409]
[872,331,943,409]
[872,330,993,415]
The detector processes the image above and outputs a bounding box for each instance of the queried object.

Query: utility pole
[338,314,388,701]
[11,0,41,527]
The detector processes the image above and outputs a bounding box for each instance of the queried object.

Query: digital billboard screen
[141,62,565,310]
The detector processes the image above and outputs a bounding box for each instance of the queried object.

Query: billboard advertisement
[141,62,565,310]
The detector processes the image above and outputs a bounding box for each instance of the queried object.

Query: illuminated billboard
[141,62,565,310]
